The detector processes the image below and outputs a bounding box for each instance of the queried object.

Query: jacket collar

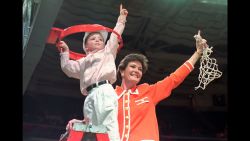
[116,85,139,99]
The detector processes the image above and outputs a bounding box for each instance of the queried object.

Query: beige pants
[83,84,120,141]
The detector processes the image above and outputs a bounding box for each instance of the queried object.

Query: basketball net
[194,36,223,90]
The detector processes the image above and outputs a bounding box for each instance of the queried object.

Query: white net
[195,45,223,90]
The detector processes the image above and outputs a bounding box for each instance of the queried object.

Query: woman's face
[121,60,143,85]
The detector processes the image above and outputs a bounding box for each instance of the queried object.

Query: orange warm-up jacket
[115,61,194,141]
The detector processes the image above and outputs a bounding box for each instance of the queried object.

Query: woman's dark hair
[117,53,148,78]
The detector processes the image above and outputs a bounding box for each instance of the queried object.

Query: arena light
[199,0,227,5]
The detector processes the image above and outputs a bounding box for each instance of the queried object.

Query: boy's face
[85,33,105,52]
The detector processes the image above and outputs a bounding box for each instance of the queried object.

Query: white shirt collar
[118,88,139,99]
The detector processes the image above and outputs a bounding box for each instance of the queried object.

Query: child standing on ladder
[57,4,128,141]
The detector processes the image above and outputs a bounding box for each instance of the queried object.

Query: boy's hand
[118,4,128,24]
[120,4,128,16]
[56,41,69,53]
[66,119,85,130]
